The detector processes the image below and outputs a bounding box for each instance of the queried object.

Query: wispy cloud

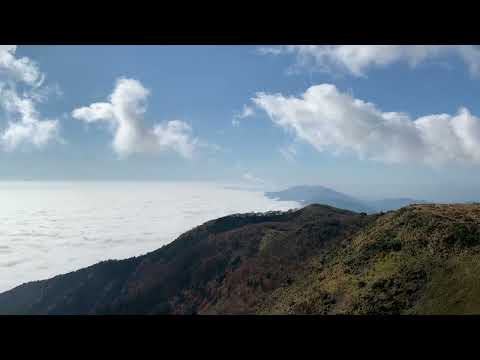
[72,78,201,158]
[279,144,298,162]
[256,47,283,56]
[242,172,267,185]
[232,105,255,127]
[253,83,480,166]
[258,45,480,77]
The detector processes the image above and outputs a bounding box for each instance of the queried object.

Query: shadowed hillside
[2,203,480,314]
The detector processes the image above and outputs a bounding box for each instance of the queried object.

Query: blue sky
[2,45,480,201]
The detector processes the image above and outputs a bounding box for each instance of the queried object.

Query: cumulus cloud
[71,102,114,123]
[0,94,58,150]
[0,46,59,150]
[72,78,199,158]
[252,83,480,166]
[0,45,44,86]
[258,45,480,77]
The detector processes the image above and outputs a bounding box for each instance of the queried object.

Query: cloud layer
[0,46,59,150]
[259,45,480,77]
[0,182,299,292]
[72,78,198,158]
[252,84,480,165]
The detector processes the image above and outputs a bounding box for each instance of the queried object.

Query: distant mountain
[4,203,480,314]
[265,185,374,213]
[266,185,424,214]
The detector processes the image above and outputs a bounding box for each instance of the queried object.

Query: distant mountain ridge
[265,185,425,213]
[265,185,373,213]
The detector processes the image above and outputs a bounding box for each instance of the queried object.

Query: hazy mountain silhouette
[266,185,425,213]
[265,185,374,213]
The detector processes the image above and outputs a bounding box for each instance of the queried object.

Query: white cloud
[232,105,255,126]
[252,83,480,166]
[0,45,44,86]
[72,78,199,158]
[0,46,59,151]
[259,45,480,77]
[72,102,115,123]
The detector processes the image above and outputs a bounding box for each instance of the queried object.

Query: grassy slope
[261,204,480,314]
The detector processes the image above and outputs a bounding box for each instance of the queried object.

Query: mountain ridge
[2,203,480,314]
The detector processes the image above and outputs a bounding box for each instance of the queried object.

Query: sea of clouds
[0,181,300,293]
